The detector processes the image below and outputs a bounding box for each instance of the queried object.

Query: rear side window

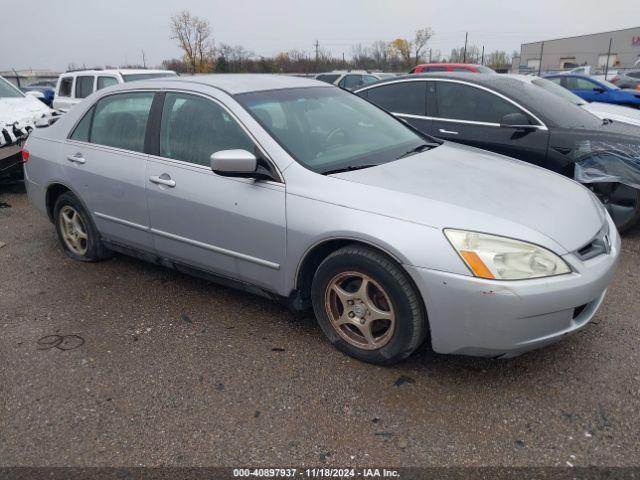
[340,75,364,90]
[435,82,522,124]
[75,76,94,99]
[97,76,118,90]
[159,92,254,166]
[423,66,448,72]
[58,77,73,97]
[70,107,94,142]
[89,92,154,152]
[316,74,340,84]
[628,71,640,79]
[366,81,427,116]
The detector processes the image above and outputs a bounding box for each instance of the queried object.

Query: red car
[409,63,496,74]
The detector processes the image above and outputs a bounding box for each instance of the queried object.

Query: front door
[63,91,155,250]
[427,80,550,169]
[145,92,286,292]
[362,80,432,133]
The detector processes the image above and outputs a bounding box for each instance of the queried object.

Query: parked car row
[23,74,622,366]
[354,72,640,231]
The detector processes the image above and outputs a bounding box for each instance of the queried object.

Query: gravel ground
[1,188,639,468]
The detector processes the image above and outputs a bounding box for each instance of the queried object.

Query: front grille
[575,224,610,261]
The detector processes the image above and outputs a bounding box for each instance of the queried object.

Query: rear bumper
[407,218,621,357]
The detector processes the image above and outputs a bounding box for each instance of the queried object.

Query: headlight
[444,229,571,280]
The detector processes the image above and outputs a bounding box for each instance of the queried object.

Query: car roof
[126,74,332,95]
[414,63,482,68]
[61,69,175,76]
[356,72,527,93]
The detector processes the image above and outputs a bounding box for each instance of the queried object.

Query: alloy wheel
[324,271,395,350]
[58,205,88,256]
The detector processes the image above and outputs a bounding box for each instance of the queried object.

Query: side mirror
[210,149,276,181]
[210,150,257,177]
[500,112,535,131]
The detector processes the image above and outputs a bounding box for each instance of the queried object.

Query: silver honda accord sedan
[23,74,620,364]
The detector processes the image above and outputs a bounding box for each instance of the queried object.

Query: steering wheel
[325,128,348,149]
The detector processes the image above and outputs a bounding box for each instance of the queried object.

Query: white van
[53,69,177,111]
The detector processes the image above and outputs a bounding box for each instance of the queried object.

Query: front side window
[97,77,118,90]
[75,76,94,99]
[434,82,522,124]
[366,81,427,116]
[237,87,431,173]
[160,93,254,167]
[58,77,73,97]
[341,75,364,90]
[565,77,598,90]
[0,77,24,98]
[89,92,154,152]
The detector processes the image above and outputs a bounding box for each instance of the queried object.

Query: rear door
[63,91,155,250]
[145,91,286,291]
[428,80,551,168]
[360,80,431,133]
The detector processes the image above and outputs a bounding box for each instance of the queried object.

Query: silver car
[23,74,620,365]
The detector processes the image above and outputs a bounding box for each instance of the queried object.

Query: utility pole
[462,32,468,63]
[342,52,346,68]
[141,50,146,69]
[429,49,432,62]
[604,37,613,80]
[314,40,320,72]
[537,41,544,76]
[481,46,485,65]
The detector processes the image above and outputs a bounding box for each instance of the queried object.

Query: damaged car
[1,76,60,182]
[356,73,640,231]
[23,75,620,364]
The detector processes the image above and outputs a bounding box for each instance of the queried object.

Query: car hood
[0,96,52,126]
[329,142,604,253]
[582,102,640,128]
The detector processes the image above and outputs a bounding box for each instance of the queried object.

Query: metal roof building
[519,26,640,73]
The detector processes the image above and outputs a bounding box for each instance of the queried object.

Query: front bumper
[0,144,24,182]
[407,218,621,358]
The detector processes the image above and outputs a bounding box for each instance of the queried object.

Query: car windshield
[122,72,177,82]
[531,77,586,106]
[236,87,435,173]
[0,77,25,98]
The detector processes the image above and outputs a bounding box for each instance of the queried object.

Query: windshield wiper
[396,143,437,160]
[321,164,379,175]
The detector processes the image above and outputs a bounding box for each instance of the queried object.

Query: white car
[53,69,177,111]
[513,75,640,128]
[315,70,395,91]
[1,76,57,181]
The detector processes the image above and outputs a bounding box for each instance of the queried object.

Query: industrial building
[519,26,640,73]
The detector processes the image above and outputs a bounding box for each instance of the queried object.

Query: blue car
[20,85,55,107]
[544,73,640,108]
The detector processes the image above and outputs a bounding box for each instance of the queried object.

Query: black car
[355,73,640,232]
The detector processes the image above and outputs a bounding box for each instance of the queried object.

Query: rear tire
[311,245,428,365]
[53,192,112,262]
[588,182,640,233]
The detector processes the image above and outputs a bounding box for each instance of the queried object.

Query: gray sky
[2,0,639,71]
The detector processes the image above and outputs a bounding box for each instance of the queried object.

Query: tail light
[636,85,640,91]
[21,149,30,163]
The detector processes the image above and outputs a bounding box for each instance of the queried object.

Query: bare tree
[370,40,389,70]
[170,10,213,73]
[449,44,481,63]
[486,50,510,70]
[413,28,433,64]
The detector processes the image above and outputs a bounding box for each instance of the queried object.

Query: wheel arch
[292,236,421,309]
[45,181,86,222]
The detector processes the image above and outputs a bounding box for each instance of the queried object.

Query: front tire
[53,192,112,262]
[588,182,640,233]
[311,245,428,365]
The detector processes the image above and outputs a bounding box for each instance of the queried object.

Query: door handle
[438,129,459,135]
[149,175,176,188]
[67,153,86,164]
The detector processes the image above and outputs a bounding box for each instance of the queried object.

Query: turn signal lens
[21,149,30,163]
[444,229,571,280]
